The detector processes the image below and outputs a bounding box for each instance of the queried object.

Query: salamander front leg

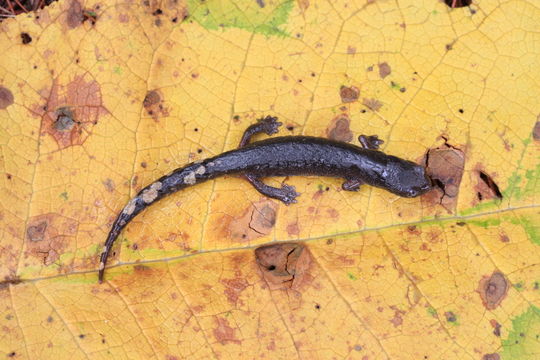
[245,174,299,205]
[238,116,282,148]
[358,135,384,150]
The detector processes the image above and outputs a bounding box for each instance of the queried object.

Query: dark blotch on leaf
[54,107,77,131]
[143,90,161,108]
[444,0,472,8]
[339,86,360,103]
[533,120,540,141]
[444,311,457,322]
[478,171,503,200]
[0,86,14,109]
[21,32,32,44]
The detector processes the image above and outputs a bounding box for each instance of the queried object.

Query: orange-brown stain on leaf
[339,86,360,103]
[220,252,250,306]
[143,90,169,121]
[326,114,353,142]
[286,221,300,236]
[477,271,508,310]
[425,142,465,212]
[254,242,311,291]
[215,199,277,242]
[362,98,383,112]
[25,213,78,265]
[0,86,14,109]
[213,317,241,345]
[37,76,107,149]
[66,0,84,28]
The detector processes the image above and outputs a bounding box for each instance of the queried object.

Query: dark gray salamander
[98,116,432,282]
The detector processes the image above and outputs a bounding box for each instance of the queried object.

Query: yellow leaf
[1,0,539,358]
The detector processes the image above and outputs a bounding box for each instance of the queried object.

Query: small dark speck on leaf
[194,128,199,132]
[79,334,85,339]
[267,265,276,271]
[444,311,457,322]
[21,33,32,44]
[458,108,464,114]
[197,148,203,154]
[456,221,466,226]
[152,9,163,15]
[8,352,16,357]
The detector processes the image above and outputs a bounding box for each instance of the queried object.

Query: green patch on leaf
[60,191,68,200]
[187,0,293,36]
[468,218,501,228]
[427,306,437,318]
[501,305,540,360]
[347,272,357,281]
[504,163,540,201]
[513,282,525,292]
[509,216,540,246]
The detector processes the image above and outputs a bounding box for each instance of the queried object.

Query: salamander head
[381,158,432,198]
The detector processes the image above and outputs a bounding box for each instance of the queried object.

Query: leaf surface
[0,0,539,359]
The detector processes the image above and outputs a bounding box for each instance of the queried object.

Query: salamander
[98,116,432,282]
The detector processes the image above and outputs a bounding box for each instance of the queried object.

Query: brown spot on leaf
[347,46,356,54]
[490,319,502,336]
[378,62,391,79]
[215,200,277,242]
[102,178,115,192]
[25,213,77,265]
[478,271,508,310]
[255,242,311,290]
[37,76,106,149]
[0,86,14,109]
[425,141,465,212]
[221,277,249,307]
[362,98,383,111]
[444,0,472,8]
[20,32,32,44]
[482,354,500,360]
[286,221,300,236]
[213,317,241,345]
[326,114,353,142]
[339,86,360,103]
[474,167,503,202]
[143,90,169,121]
[389,307,405,327]
[67,0,84,28]
[444,311,457,322]
[499,232,510,243]
[533,117,540,141]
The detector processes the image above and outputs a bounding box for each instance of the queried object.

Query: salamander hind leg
[342,179,363,191]
[245,174,299,205]
[238,116,282,148]
[358,135,384,150]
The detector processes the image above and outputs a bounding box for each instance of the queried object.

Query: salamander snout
[384,160,433,198]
